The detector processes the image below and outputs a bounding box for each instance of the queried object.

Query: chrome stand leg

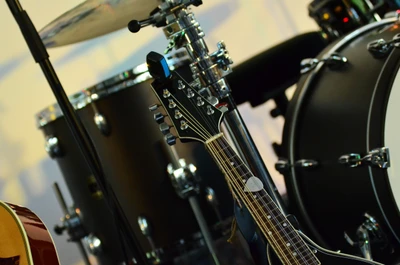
[163,143,220,265]
[188,196,220,265]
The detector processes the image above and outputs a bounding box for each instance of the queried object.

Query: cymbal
[39,0,161,48]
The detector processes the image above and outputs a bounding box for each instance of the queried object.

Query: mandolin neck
[205,133,320,265]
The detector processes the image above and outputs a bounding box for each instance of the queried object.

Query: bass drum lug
[275,159,319,174]
[338,147,390,169]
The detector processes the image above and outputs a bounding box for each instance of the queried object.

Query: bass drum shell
[53,66,234,260]
[39,119,128,265]
[281,18,400,264]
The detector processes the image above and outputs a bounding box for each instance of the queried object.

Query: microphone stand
[4,1,148,264]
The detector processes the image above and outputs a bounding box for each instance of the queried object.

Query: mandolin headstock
[147,51,227,144]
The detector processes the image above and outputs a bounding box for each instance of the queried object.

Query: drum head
[280,18,400,263]
[385,67,400,211]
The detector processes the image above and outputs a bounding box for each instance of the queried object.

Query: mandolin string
[173,76,220,137]
[174,101,310,263]
[216,136,318,264]
[182,94,219,137]
[164,79,314,264]
[209,138,317,265]
[215,136,313,259]
[177,72,220,135]
[213,136,317,264]
[205,140,296,265]
[168,94,212,140]
[162,89,295,258]
[168,86,298,263]
[171,100,209,140]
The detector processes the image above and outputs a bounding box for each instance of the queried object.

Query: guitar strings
[206,139,298,265]
[211,137,318,265]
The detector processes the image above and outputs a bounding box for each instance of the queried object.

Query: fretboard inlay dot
[206,135,320,265]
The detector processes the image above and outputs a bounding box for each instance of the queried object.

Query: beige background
[0,1,318,264]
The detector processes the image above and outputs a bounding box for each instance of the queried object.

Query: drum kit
[4,0,400,264]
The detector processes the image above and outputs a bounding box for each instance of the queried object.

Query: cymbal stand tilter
[4,1,149,264]
[129,0,287,214]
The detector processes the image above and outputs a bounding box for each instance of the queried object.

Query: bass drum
[280,17,400,264]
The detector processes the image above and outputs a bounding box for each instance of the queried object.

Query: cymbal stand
[4,1,148,264]
[52,183,91,265]
[129,0,287,214]
[162,141,220,265]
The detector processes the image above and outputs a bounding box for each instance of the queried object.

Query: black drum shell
[281,21,400,264]
[58,76,234,256]
[40,118,127,265]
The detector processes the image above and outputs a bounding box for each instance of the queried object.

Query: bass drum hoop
[367,42,400,243]
[284,17,399,247]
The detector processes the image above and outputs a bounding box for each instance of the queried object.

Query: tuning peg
[149,104,159,112]
[159,123,170,135]
[154,112,165,124]
[165,133,176,146]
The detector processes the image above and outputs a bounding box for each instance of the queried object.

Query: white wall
[0,1,318,264]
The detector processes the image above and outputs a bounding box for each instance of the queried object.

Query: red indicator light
[343,17,349,23]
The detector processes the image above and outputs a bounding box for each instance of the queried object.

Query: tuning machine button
[165,133,177,146]
[154,112,165,124]
[149,104,159,112]
[159,123,171,135]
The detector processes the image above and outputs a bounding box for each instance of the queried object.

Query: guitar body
[0,201,60,265]
[267,232,384,265]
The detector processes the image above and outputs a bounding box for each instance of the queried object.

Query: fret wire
[212,140,303,262]
[258,202,314,257]
[206,140,294,265]
[209,140,307,265]
[251,190,318,261]
[211,137,320,265]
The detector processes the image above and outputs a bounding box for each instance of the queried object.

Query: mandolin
[146,51,384,265]
[0,200,60,265]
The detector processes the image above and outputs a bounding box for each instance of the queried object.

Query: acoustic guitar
[0,200,60,265]
[146,51,384,265]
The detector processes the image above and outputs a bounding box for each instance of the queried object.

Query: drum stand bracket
[163,142,221,265]
[344,213,390,261]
